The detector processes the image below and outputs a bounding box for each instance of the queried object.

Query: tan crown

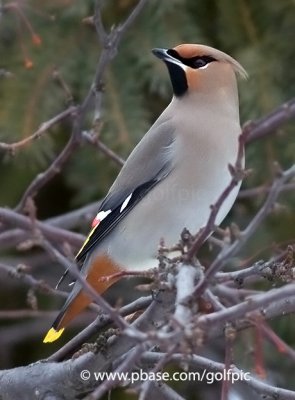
[173,43,248,79]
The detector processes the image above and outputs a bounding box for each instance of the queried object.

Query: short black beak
[152,48,187,97]
[152,48,169,61]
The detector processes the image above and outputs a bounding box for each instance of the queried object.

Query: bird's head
[152,44,247,98]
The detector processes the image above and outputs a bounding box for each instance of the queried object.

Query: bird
[43,43,247,343]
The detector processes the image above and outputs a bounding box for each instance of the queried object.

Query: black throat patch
[165,62,188,97]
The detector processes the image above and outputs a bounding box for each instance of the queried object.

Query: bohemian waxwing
[44,43,247,343]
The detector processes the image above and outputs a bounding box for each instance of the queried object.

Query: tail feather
[43,289,92,343]
[43,255,122,343]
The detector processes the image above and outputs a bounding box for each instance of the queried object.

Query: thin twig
[82,130,125,166]
[0,310,58,319]
[0,261,67,298]
[239,182,295,199]
[246,97,295,142]
[141,352,295,399]
[198,282,295,328]
[139,344,178,400]
[0,106,76,151]
[85,344,147,400]
[0,207,84,248]
[15,127,81,212]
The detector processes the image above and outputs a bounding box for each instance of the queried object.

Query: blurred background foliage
[0,0,295,396]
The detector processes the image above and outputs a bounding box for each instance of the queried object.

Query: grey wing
[56,114,176,288]
[75,114,176,261]
[100,114,176,211]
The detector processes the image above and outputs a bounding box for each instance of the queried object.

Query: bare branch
[85,344,147,400]
[0,262,67,298]
[117,0,149,36]
[0,310,58,319]
[246,97,295,142]
[82,130,125,167]
[15,128,81,212]
[142,352,295,399]
[239,182,295,199]
[0,207,84,248]
[174,263,199,325]
[198,282,295,328]
[0,106,76,151]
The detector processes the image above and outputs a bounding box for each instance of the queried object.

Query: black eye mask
[167,49,216,69]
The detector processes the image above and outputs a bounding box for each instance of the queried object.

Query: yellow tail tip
[43,327,65,343]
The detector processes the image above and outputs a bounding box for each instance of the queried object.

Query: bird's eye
[165,50,216,70]
[189,55,216,69]
[193,58,208,68]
